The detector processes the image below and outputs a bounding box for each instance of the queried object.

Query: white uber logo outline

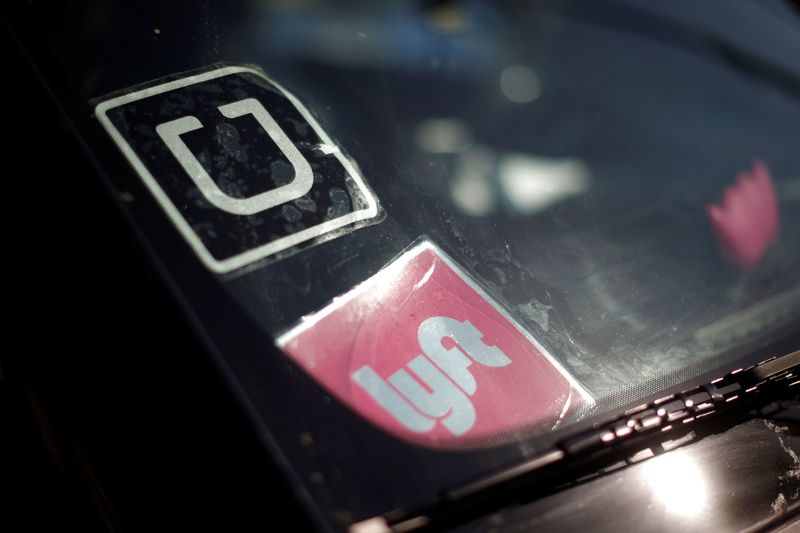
[156,98,314,215]
[94,65,379,273]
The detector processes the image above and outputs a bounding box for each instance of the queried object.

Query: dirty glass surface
[23,0,800,527]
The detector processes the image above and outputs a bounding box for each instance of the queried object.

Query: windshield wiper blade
[351,349,800,533]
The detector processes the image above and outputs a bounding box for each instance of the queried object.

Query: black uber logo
[95,65,379,273]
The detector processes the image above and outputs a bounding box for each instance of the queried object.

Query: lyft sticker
[278,240,592,448]
[94,65,380,273]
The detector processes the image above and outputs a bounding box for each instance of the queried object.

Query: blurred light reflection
[498,155,590,214]
[415,118,473,154]
[641,450,708,518]
[450,147,496,216]
[424,4,473,34]
[500,65,541,103]
[707,159,779,271]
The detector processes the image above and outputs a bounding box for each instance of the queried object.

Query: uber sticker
[277,240,592,449]
[94,65,380,273]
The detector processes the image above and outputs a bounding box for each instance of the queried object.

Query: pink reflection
[707,159,779,271]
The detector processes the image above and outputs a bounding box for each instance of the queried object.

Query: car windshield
[25,0,800,527]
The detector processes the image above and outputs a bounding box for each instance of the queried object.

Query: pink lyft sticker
[277,240,591,449]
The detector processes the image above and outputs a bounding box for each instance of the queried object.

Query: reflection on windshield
[414,118,593,218]
[642,449,709,519]
[499,65,541,104]
[707,160,780,271]
[225,0,800,414]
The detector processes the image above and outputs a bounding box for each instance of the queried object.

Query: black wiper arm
[351,349,800,533]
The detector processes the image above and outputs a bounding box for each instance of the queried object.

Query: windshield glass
[24,0,800,527]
